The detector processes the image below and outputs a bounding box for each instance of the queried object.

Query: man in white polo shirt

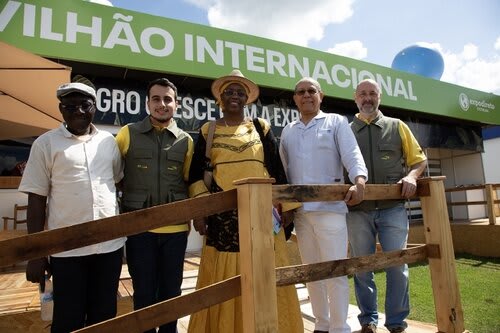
[19,80,125,333]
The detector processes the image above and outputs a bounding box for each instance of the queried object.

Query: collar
[298,110,326,127]
[356,110,382,124]
[149,117,183,138]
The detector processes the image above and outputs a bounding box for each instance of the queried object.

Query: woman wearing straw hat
[187,69,303,333]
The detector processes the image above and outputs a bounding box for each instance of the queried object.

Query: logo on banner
[459,93,470,111]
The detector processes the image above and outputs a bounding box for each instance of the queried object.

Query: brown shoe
[361,323,377,333]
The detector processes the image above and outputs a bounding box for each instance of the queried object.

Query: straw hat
[211,69,259,104]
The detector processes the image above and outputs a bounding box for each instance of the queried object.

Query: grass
[348,254,500,333]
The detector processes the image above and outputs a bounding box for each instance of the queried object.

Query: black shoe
[313,330,329,333]
[360,323,377,333]
[389,327,406,333]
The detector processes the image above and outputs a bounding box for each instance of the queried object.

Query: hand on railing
[193,217,207,236]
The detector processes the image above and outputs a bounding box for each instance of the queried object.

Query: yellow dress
[188,120,303,333]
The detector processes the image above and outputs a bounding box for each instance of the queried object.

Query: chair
[2,204,28,230]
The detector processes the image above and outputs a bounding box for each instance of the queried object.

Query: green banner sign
[1,0,498,124]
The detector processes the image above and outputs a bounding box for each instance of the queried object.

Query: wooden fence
[445,183,500,225]
[0,176,466,332]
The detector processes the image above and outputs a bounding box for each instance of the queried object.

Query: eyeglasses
[60,101,95,113]
[295,88,319,96]
[223,89,247,97]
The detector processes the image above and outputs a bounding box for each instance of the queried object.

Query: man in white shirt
[279,77,367,333]
[19,81,125,333]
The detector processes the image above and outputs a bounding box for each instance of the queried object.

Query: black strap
[252,118,265,139]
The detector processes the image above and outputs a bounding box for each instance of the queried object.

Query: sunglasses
[60,101,95,113]
[295,88,319,96]
[223,89,247,97]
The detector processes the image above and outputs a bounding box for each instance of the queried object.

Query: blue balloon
[391,44,444,80]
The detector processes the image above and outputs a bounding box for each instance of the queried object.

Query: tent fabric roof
[0,41,71,140]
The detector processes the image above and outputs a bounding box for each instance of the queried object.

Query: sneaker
[389,327,406,333]
[360,323,377,333]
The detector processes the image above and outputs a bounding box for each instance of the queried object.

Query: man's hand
[26,257,50,292]
[192,217,208,235]
[398,175,418,198]
[398,160,426,198]
[345,176,366,206]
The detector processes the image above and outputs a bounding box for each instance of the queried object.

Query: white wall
[482,137,500,183]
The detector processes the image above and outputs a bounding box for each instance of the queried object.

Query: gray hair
[295,77,322,92]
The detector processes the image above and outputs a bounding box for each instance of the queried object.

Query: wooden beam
[420,178,465,333]
[0,190,237,267]
[275,245,430,286]
[0,176,21,189]
[235,178,278,333]
[485,184,498,224]
[272,181,430,204]
[75,276,241,333]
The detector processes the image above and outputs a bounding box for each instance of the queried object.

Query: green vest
[350,112,406,211]
[121,117,189,212]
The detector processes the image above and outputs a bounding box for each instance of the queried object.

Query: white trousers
[294,210,350,333]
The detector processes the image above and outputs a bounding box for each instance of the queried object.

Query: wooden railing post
[485,184,498,225]
[234,177,278,333]
[419,178,465,333]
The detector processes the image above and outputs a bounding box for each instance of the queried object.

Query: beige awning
[0,41,71,140]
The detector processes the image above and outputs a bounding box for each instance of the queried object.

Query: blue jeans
[126,231,188,333]
[50,247,123,333]
[347,204,409,330]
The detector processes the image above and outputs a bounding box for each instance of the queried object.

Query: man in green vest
[116,78,193,333]
[347,79,427,333]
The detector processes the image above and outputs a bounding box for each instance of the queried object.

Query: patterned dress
[187,119,303,333]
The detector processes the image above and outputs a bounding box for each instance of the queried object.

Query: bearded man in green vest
[116,78,194,333]
[347,79,427,333]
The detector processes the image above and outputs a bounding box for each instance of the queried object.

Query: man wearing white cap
[19,79,125,332]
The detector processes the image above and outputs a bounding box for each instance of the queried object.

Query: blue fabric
[126,231,188,333]
[50,247,123,333]
[347,204,409,330]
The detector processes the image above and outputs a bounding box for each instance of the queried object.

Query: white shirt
[279,111,368,213]
[19,124,125,257]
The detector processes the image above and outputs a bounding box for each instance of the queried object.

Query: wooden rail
[0,177,466,333]
[0,176,22,189]
[445,183,500,225]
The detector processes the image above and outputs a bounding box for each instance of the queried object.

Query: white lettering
[273,107,282,126]
[140,27,174,57]
[40,7,63,41]
[126,91,141,114]
[196,36,223,65]
[66,12,101,46]
[246,46,265,72]
[0,1,21,32]
[312,60,332,85]
[185,34,193,61]
[331,64,351,88]
[23,3,35,36]
[393,78,409,99]
[96,88,111,112]
[194,98,206,120]
[266,50,287,76]
[225,41,244,68]
[103,13,139,52]
[181,96,194,119]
